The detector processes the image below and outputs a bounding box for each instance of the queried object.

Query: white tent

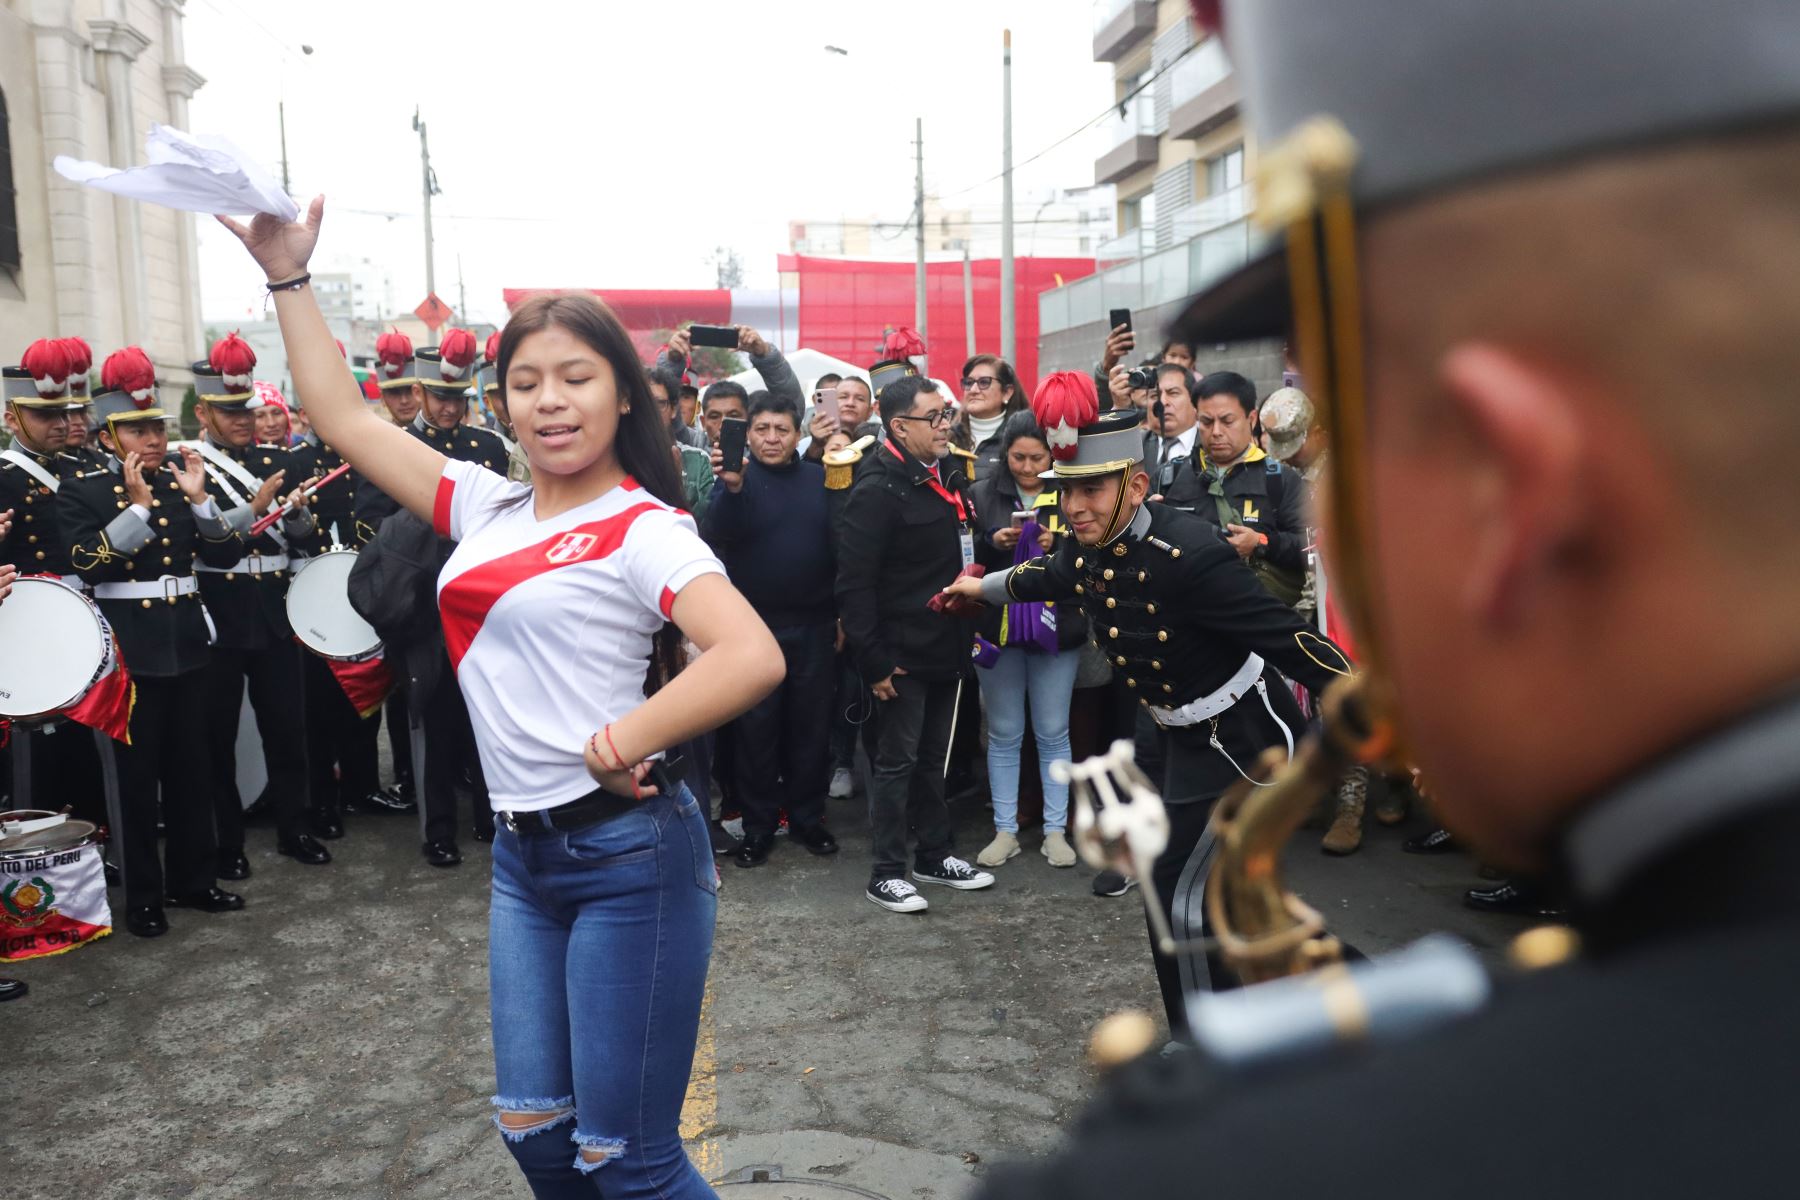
[716,347,866,401]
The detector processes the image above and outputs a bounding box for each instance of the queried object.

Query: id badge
[959,529,976,569]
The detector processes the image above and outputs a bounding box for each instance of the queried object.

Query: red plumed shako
[209,332,258,389]
[438,328,477,376]
[60,336,94,377]
[375,329,413,380]
[1031,371,1099,463]
[484,330,502,365]
[101,346,159,406]
[883,327,927,359]
[20,338,73,396]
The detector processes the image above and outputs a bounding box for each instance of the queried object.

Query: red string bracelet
[602,725,642,801]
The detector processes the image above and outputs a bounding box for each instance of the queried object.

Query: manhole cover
[716,1163,892,1198]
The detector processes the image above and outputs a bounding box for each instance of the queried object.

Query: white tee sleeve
[620,507,726,620]
[434,457,526,541]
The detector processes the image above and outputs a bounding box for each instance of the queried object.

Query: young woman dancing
[222,198,783,1198]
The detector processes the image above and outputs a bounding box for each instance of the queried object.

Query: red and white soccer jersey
[433,457,723,812]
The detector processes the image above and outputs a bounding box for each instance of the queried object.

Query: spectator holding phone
[701,394,841,867]
[803,374,874,463]
[700,381,748,449]
[968,413,1086,869]
[654,330,709,451]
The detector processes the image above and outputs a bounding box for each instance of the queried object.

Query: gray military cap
[1173,0,1800,344]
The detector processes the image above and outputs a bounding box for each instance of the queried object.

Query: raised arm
[218,198,447,522]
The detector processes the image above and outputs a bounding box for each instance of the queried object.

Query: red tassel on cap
[20,338,73,396]
[101,347,158,406]
[1190,0,1223,34]
[484,331,502,365]
[439,328,477,374]
[1031,371,1099,463]
[375,329,413,380]
[883,327,927,359]
[209,332,257,389]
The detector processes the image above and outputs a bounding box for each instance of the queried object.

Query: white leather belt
[1149,653,1265,728]
[94,575,199,600]
[194,552,290,576]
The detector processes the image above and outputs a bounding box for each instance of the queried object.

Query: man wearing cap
[58,347,249,937]
[188,333,332,877]
[1,341,107,824]
[354,329,504,865]
[944,373,1350,1034]
[977,2,1800,1196]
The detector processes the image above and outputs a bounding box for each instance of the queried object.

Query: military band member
[58,347,247,937]
[1,343,106,823]
[59,336,107,469]
[187,333,331,876]
[944,374,1351,1034]
[356,330,506,865]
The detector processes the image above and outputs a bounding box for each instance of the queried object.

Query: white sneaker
[976,831,1021,867]
[828,768,854,799]
[912,855,996,891]
[866,877,929,913]
[1041,830,1077,868]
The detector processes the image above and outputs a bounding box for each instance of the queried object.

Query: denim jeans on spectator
[488,786,718,1199]
[977,645,1080,834]
[869,673,958,879]
[734,620,836,837]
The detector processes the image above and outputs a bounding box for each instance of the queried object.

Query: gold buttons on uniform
[141,599,152,609]
[34,551,44,560]
[26,535,35,544]
[1074,556,1084,569]
[224,572,235,581]
[113,485,124,494]
[1108,627,1119,639]
[1074,584,1084,595]
[1157,630,1169,642]
[1113,544,1127,557]
[1163,684,1173,694]
[160,538,170,546]
[1151,660,1162,670]
[1126,678,1136,688]
[1114,656,1126,667]
[158,518,169,527]
[1105,597,1117,609]
[162,556,173,566]
[116,501,127,510]
[262,456,272,465]
[166,596,177,605]
[1103,569,1114,580]
[1171,548,1181,558]
[1147,604,1157,615]
[1138,571,1147,583]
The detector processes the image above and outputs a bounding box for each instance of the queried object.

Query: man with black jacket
[1191,370,1310,607]
[837,376,996,914]
[701,392,839,867]
[187,336,332,877]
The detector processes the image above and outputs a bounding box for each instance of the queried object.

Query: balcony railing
[1092,0,1155,63]
[1094,97,1159,185]
[1096,227,1154,264]
[1170,184,1251,242]
[1037,214,1269,336]
[1170,38,1231,106]
[1168,37,1240,140]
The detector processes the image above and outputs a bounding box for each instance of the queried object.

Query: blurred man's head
[701,381,748,446]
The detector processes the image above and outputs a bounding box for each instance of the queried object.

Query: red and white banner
[327,652,394,718]
[61,633,134,744]
[0,839,112,960]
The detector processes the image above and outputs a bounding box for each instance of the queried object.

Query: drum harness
[188,440,292,577]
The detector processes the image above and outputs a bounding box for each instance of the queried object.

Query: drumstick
[249,461,352,536]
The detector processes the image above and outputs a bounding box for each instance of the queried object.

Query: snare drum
[0,810,112,959]
[0,578,114,722]
[287,548,382,661]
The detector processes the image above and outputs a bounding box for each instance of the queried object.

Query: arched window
[0,85,19,276]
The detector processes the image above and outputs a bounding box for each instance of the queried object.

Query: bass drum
[0,578,112,722]
[287,549,382,661]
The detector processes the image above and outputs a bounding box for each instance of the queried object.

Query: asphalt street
[2,771,1533,1199]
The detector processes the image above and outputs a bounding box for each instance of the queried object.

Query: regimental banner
[0,840,112,960]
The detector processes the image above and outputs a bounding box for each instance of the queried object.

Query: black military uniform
[980,407,1351,1030]
[355,337,506,866]
[288,431,383,836]
[0,360,106,824]
[187,344,330,874]
[360,332,421,809]
[59,351,246,936]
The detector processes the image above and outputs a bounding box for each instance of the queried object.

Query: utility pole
[914,116,929,376]
[413,108,437,300]
[278,100,290,194]
[1000,28,1016,366]
[456,254,468,325]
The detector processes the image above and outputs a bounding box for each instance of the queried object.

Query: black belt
[498,761,681,836]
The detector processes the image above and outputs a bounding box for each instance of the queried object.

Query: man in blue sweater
[702,392,841,867]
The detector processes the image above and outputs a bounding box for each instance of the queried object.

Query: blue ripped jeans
[489,786,719,1198]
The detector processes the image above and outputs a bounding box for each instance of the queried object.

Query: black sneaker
[911,855,995,891]
[1092,869,1137,897]
[709,821,741,857]
[1403,827,1460,855]
[866,877,929,913]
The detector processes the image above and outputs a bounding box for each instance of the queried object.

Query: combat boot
[1321,776,1366,856]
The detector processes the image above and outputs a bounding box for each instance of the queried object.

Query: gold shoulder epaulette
[824,434,877,491]
[949,443,978,480]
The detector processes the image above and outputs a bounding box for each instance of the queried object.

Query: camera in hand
[1127,366,1158,392]
[719,416,748,473]
[689,324,739,349]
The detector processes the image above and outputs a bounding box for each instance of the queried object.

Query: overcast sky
[187,0,1116,327]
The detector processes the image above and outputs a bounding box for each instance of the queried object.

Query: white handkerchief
[53,123,299,221]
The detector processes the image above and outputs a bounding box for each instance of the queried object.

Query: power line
[936,37,1205,200]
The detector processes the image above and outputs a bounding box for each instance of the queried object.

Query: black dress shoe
[0,977,27,1002]
[422,839,463,867]
[217,851,252,881]
[1402,827,1461,855]
[165,887,245,913]
[1464,880,1566,917]
[709,822,742,857]
[348,786,414,815]
[790,825,839,856]
[312,807,346,840]
[125,905,169,937]
[732,833,775,868]
[278,834,332,865]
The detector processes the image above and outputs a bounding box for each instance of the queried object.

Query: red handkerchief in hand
[927,564,987,618]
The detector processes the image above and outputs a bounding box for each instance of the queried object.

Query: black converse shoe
[866,877,929,913]
[911,855,995,891]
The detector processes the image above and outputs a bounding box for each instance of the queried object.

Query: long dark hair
[496,291,687,690]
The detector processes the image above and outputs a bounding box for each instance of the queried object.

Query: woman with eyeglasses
[968,413,1089,869]
[953,354,1027,481]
